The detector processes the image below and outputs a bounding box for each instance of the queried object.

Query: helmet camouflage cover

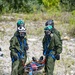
[17,19,25,27]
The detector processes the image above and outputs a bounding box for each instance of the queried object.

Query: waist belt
[47,50,56,60]
[12,49,25,63]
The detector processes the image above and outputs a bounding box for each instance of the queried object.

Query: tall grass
[0,11,75,37]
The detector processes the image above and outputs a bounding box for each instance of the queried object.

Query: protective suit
[9,20,28,75]
[42,25,62,75]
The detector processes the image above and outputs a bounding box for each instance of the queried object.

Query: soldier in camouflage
[45,19,62,44]
[42,25,62,75]
[9,19,28,75]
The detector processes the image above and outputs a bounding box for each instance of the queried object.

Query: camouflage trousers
[45,56,55,75]
[11,55,27,75]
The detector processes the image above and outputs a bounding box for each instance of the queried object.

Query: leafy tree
[0,0,3,13]
[37,0,43,4]
[1,0,75,13]
[42,0,60,9]
[5,0,44,13]
[60,0,75,11]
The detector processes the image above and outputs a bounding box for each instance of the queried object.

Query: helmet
[45,20,54,27]
[17,19,25,27]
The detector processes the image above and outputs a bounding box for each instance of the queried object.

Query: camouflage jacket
[52,28,62,43]
[9,31,28,57]
[42,33,62,55]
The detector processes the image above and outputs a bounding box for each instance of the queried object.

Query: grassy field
[0,11,75,37]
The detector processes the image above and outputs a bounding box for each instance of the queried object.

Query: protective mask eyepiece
[18,26,26,38]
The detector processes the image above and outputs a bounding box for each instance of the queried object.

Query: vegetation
[0,0,75,13]
[60,0,75,11]
[0,0,75,37]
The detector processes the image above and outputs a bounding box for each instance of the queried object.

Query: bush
[67,11,75,37]
[60,0,75,11]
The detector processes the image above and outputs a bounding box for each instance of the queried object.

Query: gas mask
[18,26,26,38]
[44,30,51,36]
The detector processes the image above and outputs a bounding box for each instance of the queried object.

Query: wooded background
[0,0,75,13]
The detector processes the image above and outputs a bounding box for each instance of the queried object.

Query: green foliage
[0,0,45,13]
[0,0,10,13]
[38,0,43,4]
[0,0,3,13]
[25,0,41,13]
[69,10,75,25]
[60,0,75,11]
[42,0,60,10]
[67,11,75,37]
[0,0,75,13]
[71,10,75,16]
